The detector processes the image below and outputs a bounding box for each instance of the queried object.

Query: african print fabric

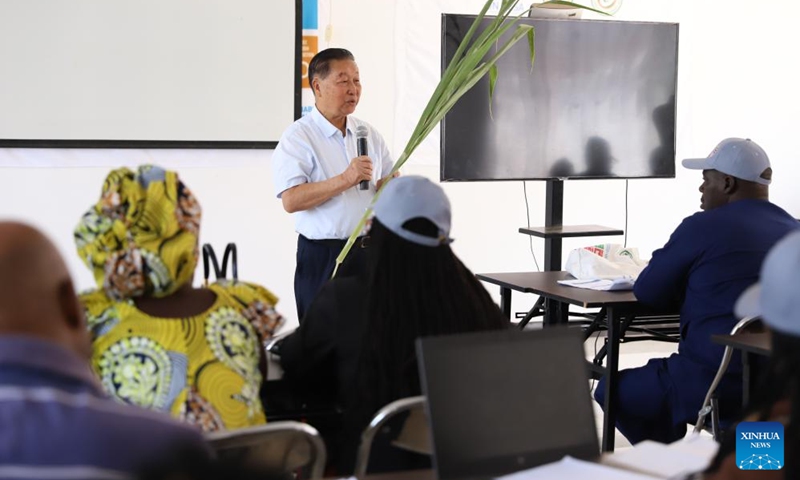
[81,281,284,432]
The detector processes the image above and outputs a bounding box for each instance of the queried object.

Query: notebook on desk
[416,328,599,480]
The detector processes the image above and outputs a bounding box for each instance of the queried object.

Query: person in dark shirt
[0,221,208,478]
[701,230,800,480]
[594,138,800,445]
[278,175,509,474]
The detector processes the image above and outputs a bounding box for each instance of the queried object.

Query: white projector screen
[0,0,300,148]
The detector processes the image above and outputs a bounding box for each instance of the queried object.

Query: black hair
[308,48,355,84]
[353,217,510,421]
[705,329,800,477]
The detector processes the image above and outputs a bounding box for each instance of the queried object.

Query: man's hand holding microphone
[343,125,373,190]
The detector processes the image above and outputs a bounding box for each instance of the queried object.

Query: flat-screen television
[440,15,679,181]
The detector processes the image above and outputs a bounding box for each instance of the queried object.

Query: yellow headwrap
[75,165,201,300]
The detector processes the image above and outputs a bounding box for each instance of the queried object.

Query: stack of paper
[557,276,635,291]
[495,436,718,480]
[601,436,719,479]
[495,456,660,479]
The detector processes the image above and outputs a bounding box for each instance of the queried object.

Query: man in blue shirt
[273,48,395,321]
[594,138,799,444]
[0,222,208,478]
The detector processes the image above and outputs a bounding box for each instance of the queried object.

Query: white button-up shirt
[273,106,394,240]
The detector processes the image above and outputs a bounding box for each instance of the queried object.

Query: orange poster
[302,35,318,89]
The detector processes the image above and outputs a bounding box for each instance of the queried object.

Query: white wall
[0,153,298,325]
[1,0,798,328]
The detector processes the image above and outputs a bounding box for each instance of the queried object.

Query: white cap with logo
[682,138,771,185]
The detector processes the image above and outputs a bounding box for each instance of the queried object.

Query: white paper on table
[557,276,636,291]
[494,456,661,480]
[669,433,720,460]
[602,436,720,479]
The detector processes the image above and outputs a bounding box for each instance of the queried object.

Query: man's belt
[303,235,369,249]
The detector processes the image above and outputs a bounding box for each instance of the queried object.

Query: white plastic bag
[565,244,647,281]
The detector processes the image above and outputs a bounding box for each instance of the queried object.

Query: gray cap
[682,137,771,185]
[735,230,800,335]
[372,175,453,247]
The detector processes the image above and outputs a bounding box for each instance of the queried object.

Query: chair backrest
[205,421,326,479]
[353,396,430,478]
[202,242,238,286]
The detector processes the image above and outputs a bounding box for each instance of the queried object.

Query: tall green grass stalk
[333,0,605,275]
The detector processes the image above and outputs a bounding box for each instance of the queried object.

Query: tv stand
[518,179,623,325]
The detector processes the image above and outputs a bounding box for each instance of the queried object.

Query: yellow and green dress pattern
[81,281,284,432]
[74,165,201,300]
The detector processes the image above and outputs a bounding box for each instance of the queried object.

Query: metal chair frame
[353,395,428,478]
[205,421,327,479]
[693,315,763,439]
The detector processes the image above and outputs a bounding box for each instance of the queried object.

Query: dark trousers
[594,357,686,444]
[294,234,367,322]
[593,355,742,445]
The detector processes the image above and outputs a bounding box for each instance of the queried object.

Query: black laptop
[416,327,599,479]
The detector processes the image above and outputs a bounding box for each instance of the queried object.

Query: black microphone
[356,125,370,190]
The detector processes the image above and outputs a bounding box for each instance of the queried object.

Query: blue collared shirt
[272,106,394,240]
[0,336,207,479]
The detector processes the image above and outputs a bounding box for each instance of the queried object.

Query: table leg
[544,298,568,325]
[499,286,511,319]
[602,306,620,452]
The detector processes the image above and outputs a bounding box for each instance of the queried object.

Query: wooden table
[476,271,675,452]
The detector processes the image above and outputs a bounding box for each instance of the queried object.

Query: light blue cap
[372,176,453,247]
[736,230,800,335]
[682,138,771,185]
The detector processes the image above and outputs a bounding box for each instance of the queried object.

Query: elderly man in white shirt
[273,48,395,321]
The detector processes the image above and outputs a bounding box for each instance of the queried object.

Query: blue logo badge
[736,421,784,470]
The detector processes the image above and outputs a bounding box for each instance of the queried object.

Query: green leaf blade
[332,0,609,276]
[488,64,498,118]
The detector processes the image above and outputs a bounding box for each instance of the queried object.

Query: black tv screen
[441,15,678,181]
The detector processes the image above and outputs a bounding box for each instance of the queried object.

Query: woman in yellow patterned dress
[75,165,284,433]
